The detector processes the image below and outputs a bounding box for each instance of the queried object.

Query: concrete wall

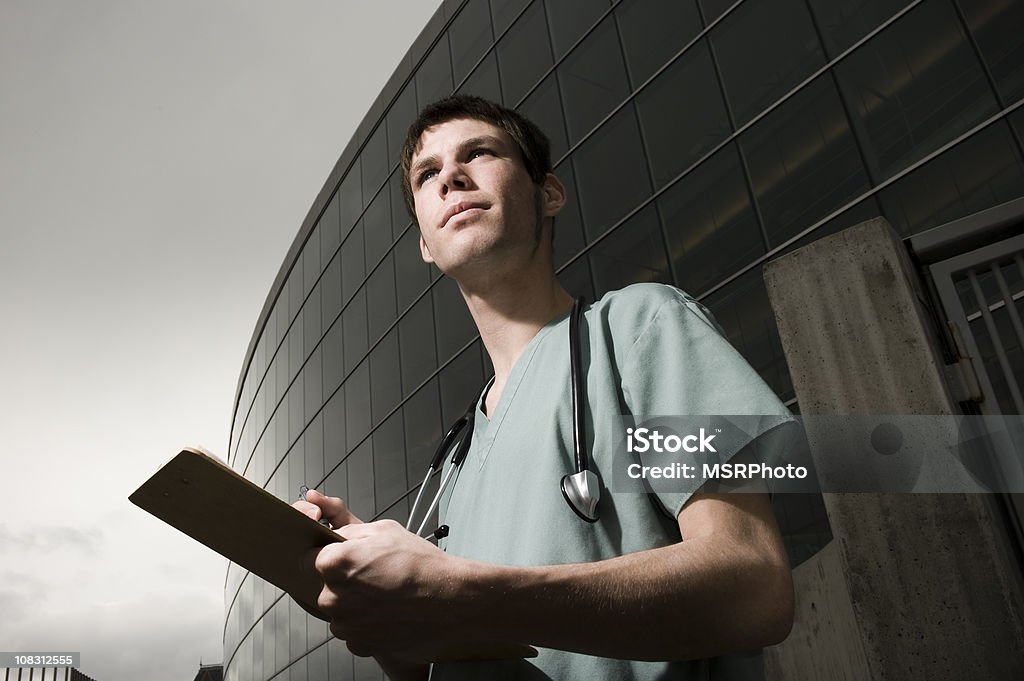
[762,218,1024,679]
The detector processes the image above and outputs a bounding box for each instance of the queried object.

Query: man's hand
[292,488,363,528]
[308,519,472,660]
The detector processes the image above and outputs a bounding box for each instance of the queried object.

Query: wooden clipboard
[129,446,334,607]
[130,447,537,661]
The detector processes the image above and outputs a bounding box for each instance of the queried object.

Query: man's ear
[541,172,566,218]
[419,232,435,264]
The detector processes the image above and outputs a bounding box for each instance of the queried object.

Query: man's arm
[307,490,793,664]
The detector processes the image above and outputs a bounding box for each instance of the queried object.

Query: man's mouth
[441,202,486,228]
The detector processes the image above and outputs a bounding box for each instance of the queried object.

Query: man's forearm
[448,534,793,660]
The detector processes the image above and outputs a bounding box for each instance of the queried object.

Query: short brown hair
[399,95,552,223]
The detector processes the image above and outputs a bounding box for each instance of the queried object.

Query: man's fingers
[292,499,323,521]
[303,489,363,527]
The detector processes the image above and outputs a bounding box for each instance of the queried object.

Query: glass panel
[289,260,304,320]
[339,160,362,237]
[273,598,288,674]
[490,0,532,36]
[403,378,443,499]
[456,51,504,104]
[710,0,825,127]
[589,203,671,297]
[322,319,344,400]
[834,0,999,181]
[321,192,343,270]
[342,288,368,375]
[377,495,410,524]
[433,275,477,363]
[557,15,631,145]
[321,255,342,330]
[387,82,418,164]
[699,0,735,25]
[323,391,347,480]
[289,597,307,660]
[346,438,375,520]
[559,253,596,302]
[345,359,372,452]
[304,287,322,357]
[370,327,402,426]
[544,0,611,59]
[307,642,329,681]
[439,341,486,427]
[807,0,906,59]
[616,0,702,87]
[361,123,389,198]
[366,254,398,345]
[340,220,365,305]
[416,33,454,109]
[496,1,554,106]
[253,618,264,680]
[635,38,731,189]
[741,74,870,248]
[288,372,304,444]
[288,317,303,386]
[288,434,304,500]
[394,226,433,312]
[305,411,324,487]
[657,142,764,296]
[389,171,412,241]
[958,0,1024,104]
[373,409,408,512]
[573,103,652,241]
[781,194,884,257]
[551,162,585,269]
[289,655,307,681]
[303,226,322,293]
[701,267,795,401]
[324,461,348,522]
[450,0,494,84]
[328,637,354,681]
[878,119,1024,237]
[303,346,323,417]
[519,71,569,162]
[363,184,392,270]
[399,292,438,393]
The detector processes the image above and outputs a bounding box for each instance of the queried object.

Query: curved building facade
[222,1,1024,679]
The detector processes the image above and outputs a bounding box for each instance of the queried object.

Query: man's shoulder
[591,283,720,333]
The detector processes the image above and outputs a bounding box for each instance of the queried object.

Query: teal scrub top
[431,283,793,681]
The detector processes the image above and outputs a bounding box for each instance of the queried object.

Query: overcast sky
[0,2,441,679]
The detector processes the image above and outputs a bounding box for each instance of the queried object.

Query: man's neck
[458,270,574,398]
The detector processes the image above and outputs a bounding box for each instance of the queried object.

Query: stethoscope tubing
[406,296,593,535]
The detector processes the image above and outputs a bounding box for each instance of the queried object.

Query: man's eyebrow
[410,153,440,182]
[410,134,508,181]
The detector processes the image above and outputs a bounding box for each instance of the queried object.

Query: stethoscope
[405,297,601,540]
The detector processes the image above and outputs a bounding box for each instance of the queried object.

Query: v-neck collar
[470,309,571,468]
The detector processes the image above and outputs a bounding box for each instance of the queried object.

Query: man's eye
[469,148,490,159]
[419,169,438,185]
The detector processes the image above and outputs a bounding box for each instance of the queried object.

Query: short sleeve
[618,288,794,516]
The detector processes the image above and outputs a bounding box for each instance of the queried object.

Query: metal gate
[910,196,1024,548]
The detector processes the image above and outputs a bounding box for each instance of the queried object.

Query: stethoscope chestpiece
[560,470,600,523]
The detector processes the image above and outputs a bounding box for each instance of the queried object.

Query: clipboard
[130,447,537,661]
[129,446,334,608]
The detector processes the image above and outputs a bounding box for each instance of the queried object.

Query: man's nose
[438,163,470,195]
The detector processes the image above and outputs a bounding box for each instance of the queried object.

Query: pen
[298,485,333,528]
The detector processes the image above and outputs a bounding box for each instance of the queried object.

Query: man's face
[409,118,561,279]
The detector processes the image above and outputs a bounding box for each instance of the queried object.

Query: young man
[294,95,795,680]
